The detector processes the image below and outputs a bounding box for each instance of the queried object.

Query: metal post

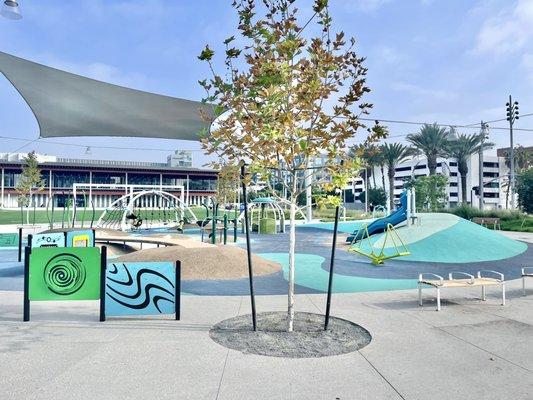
[241,164,257,331]
[364,168,368,214]
[506,95,518,209]
[99,246,107,322]
[18,227,22,262]
[223,214,228,245]
[175,260,181,320]
[211,207,216,244]
[23,246,31,322]
[324,200,340,330]
[27,234,33,250]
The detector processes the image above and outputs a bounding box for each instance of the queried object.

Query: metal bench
[522,267,533,296]
[418,270,506,311]
[472,217,501,230]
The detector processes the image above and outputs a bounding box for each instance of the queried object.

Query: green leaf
[198,45,215,61]
[224,36,235,45]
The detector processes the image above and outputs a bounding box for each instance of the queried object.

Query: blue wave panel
[33,233,66,248]
[105,262,176,316]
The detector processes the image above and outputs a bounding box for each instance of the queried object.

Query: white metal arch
[97,189,197,231]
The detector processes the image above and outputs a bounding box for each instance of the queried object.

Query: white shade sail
[0,51,214,141]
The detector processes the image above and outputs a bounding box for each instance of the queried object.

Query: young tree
[501,146,532,208]
[359,187,387,208]
[406,123,449,175]
[214,163,241,206]
[447,133,493,204]
[516,168,533,213]
[16,151,45,225]
[198,0,383,331]
[381,143,413,211]
[405,174,448,211]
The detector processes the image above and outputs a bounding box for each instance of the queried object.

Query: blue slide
[346,191,408,243]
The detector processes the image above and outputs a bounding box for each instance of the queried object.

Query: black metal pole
[18,227,23,262]
[241,164,257,331]
[99,246,107,322]
[23,246,31,322]
[27,234,33,250]
[175,260,181,321]
[324,201,341,330]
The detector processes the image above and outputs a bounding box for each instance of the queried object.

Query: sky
[0,0,532,166]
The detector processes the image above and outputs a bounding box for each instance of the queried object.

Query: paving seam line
[358,350,407,400]
[214,295,244,400]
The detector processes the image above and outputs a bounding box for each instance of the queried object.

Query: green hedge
[259,218,276,234]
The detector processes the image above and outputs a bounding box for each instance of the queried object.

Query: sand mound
[114,245,281,280]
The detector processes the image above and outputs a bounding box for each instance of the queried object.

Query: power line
[1,110,532,153]
[0,136,206,153]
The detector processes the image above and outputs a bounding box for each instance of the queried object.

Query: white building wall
[344,152,506,209]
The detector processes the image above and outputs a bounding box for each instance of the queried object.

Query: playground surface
[0,213,531,295]
[1,280,532,400]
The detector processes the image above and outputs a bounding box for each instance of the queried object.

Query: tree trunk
[460,173,467,203]
[371,167,377,188]
[505,183,510,209]
[287,199,296,332]
[388,168,395,211]
[380,166,386,190]
[26,191,32,226]
[458,162,468,204]
[428,155,437,176]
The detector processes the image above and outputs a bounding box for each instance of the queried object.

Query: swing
[348,223,410,265]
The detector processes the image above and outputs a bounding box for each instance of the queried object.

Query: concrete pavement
[1,278,532,400]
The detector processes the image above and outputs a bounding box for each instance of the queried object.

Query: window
[483,162,499,168]
[128,173,160,185]
[92,172,126,185]
[483,172,499,178]
[162,175,187,186]
[483,193,499,198]
[52,171,90,188]
[3,170,21,187]
[450,172,458,177]
[414,164,427,170]
[449,182,458,187]
[189,177,217,191]
[449,162,457,167]
[449,192,458,197]
[395,166,411,172]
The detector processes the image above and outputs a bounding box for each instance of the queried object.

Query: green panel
[0,233,18,247]
[29,247,101,301]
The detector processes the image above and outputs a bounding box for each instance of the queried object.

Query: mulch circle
[209,311,372,358]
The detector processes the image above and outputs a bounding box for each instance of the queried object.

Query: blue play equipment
[346,191,408,243]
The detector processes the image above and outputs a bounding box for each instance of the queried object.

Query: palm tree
[349,144,381,188]
[381,143,414,210]
[406,123,449,175]
[447,133,494,204]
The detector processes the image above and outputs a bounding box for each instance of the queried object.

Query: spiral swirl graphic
[43,253,87,295]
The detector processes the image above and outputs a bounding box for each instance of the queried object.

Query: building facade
[348,150,511,210]
[0,153,217,209]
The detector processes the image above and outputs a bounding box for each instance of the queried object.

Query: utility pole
[505,95,519,209]
[478,121,489,210]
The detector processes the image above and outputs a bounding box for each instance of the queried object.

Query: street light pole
[506,95,519,209]
[478,121,489,210]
